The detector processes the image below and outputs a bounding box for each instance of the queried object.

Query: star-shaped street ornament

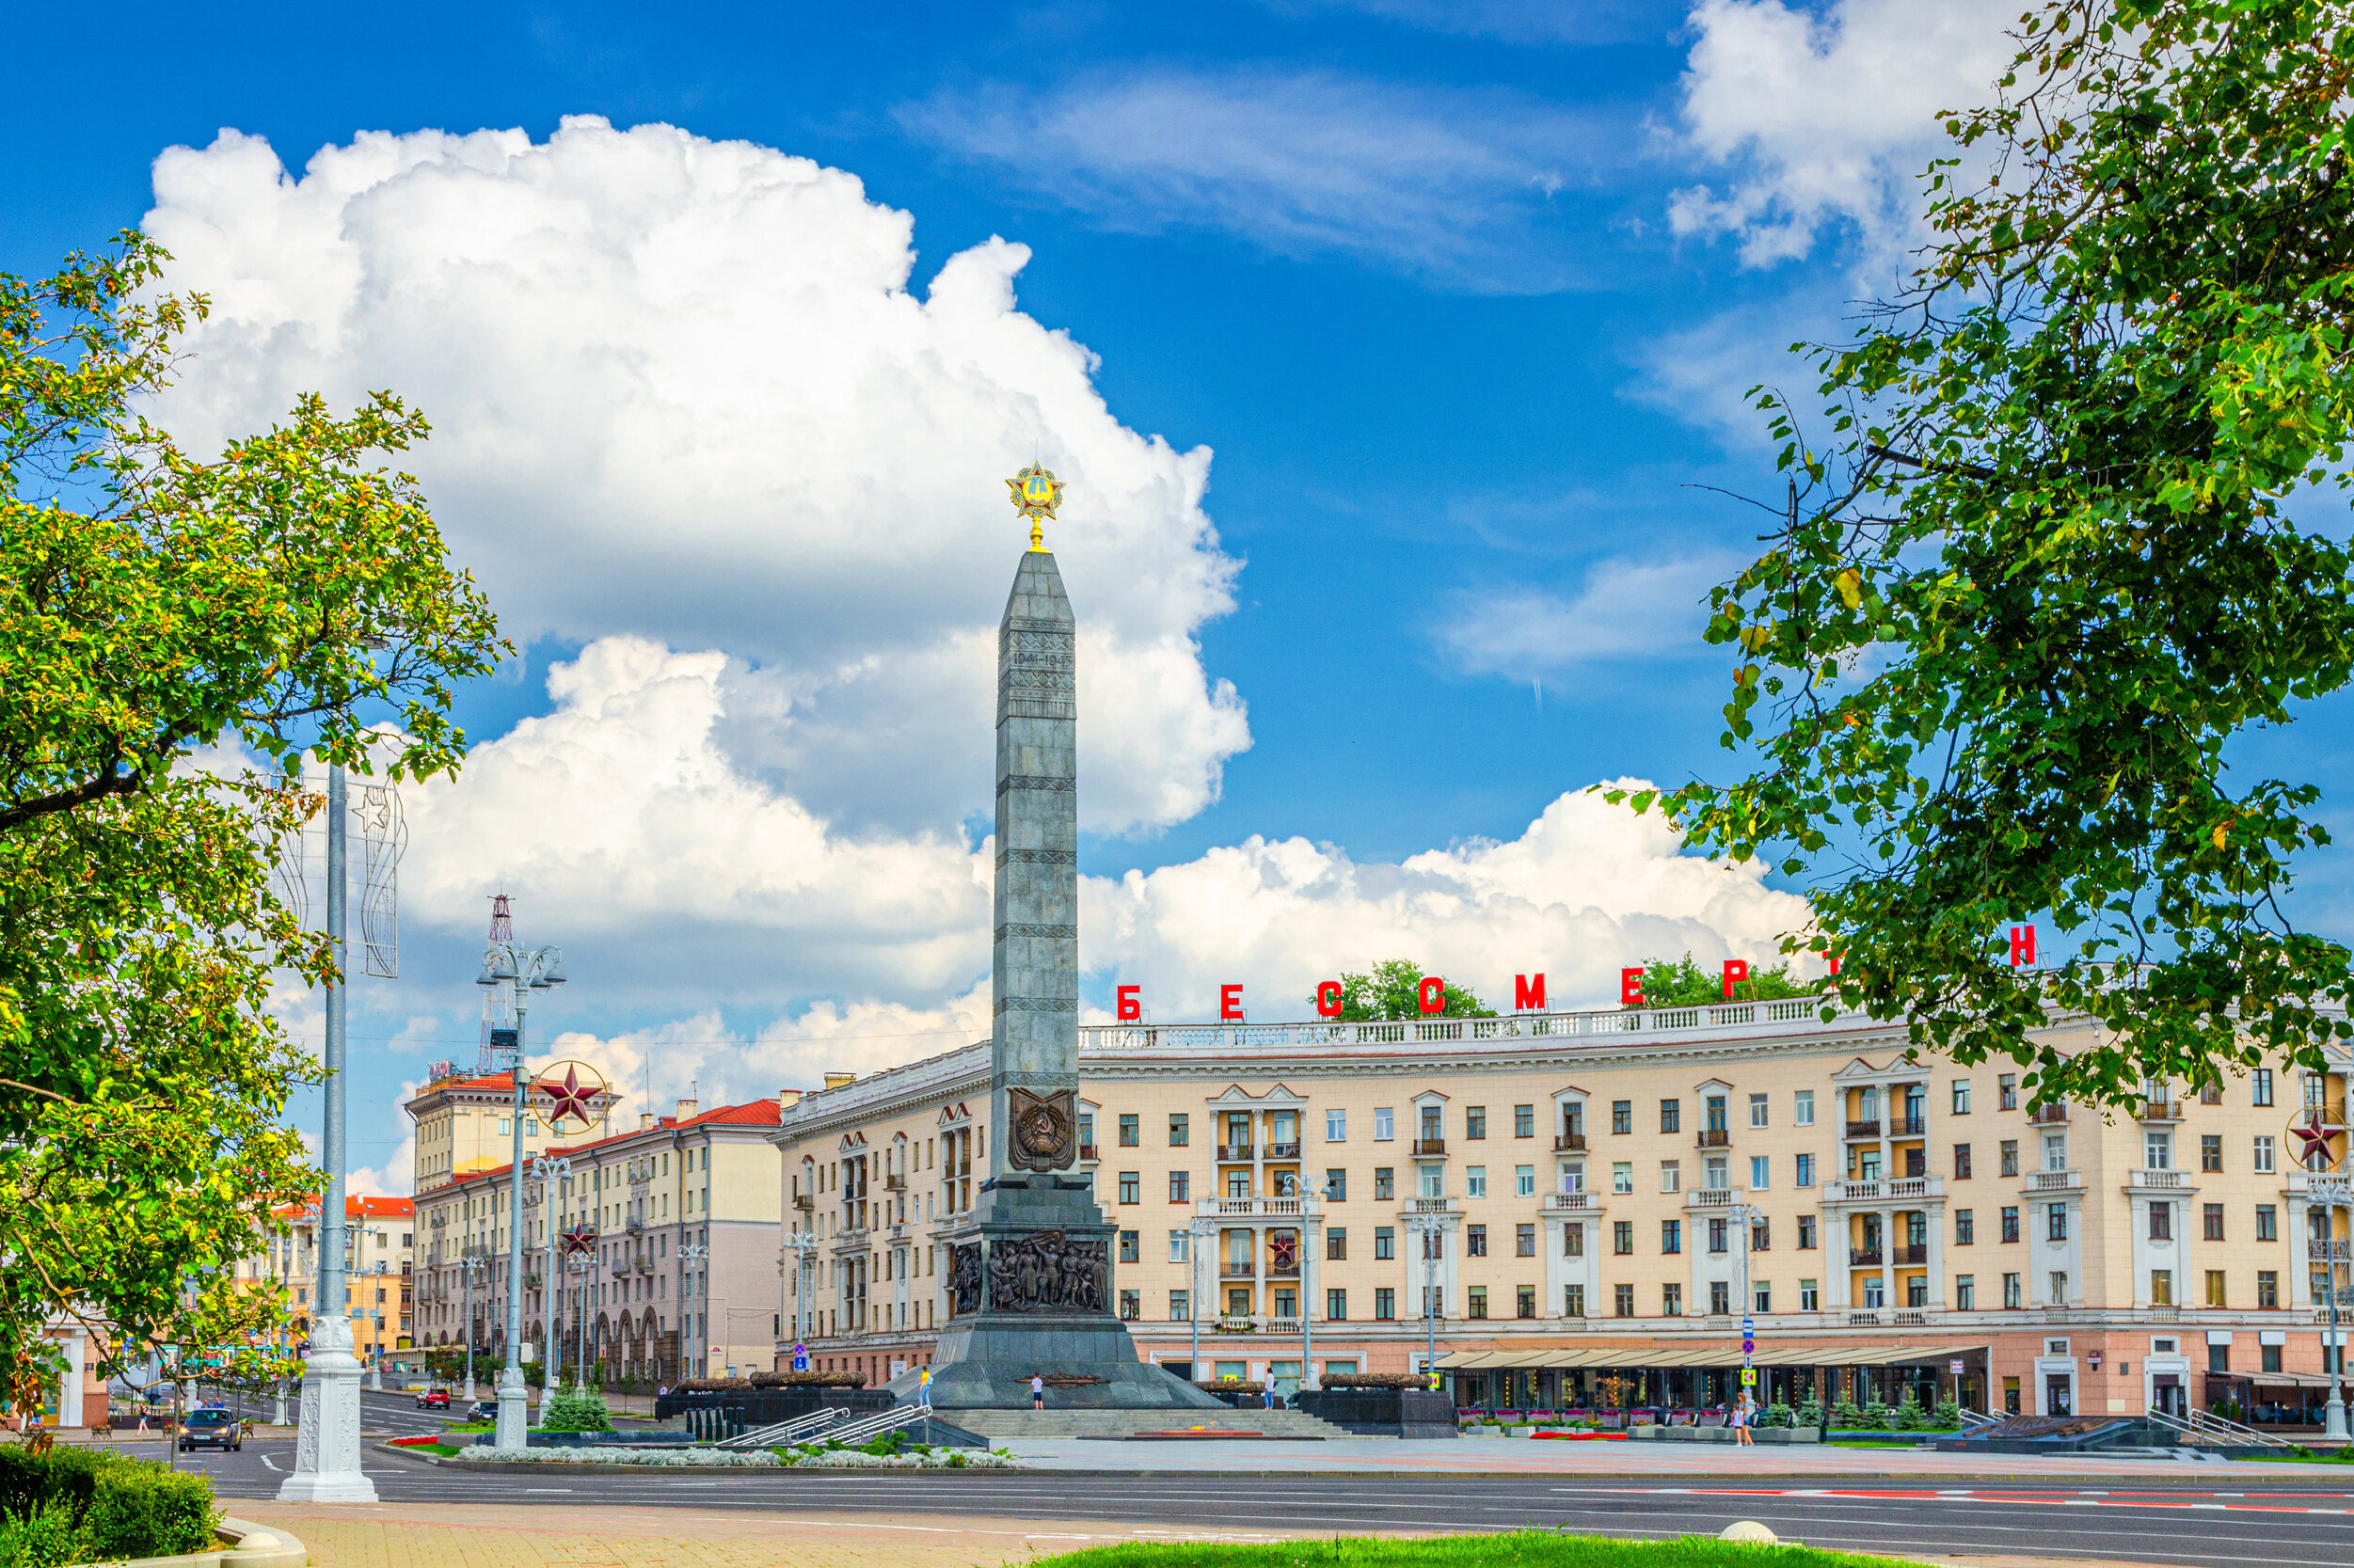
[560,1225,598,1258]
[2289,1107,2345,1168]
[534,1063,603,1130]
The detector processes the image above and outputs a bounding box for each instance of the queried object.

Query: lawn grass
[1030,1530,1933,1568]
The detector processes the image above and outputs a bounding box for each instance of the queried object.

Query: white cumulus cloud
[136,117,1248,842]
[1670,0,2014,267]
[1081,783,1816,1019]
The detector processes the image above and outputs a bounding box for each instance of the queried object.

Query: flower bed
[451,1443,1014,1469]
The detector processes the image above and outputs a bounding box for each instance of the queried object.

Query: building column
[1878,1207,1895,1310]
[1926,1207,1947,1308]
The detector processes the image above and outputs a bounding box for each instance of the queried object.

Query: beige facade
[236,1196,417,1371]
[408,1094,786,1385]
[771,999,2353,1419]
[408,1070,617,1191]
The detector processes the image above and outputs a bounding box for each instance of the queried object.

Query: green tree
[1617,0,2354,1103]
[1624,953,1823,1008]
[1,233,502,1401]
[1325,959,1495,1021]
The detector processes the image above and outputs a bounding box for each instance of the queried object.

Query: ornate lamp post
[367,1260,389,1390]
[782,1232,820,1377]
[476,933,566,1451]
[457,1254,485,1401]
[676,1243,708,1385]
[533,1155,572,1395]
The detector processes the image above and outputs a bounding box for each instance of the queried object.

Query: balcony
[1821,1176,1944,1206]
[1892,1244,1929,1266]
[1542,1191,1598,1212]
[1891,1309,1930,1326]
[793,1195,814,1212]
[1891,1116,1926,1137]
[1197,1196,1315,1221]
[2027,1168,2084,1193]
[1695,1129,1732,1149]
[1266,1142,1302,1161]
[1850,1247,1884,1266]
[1219,1259,1256,1278]
[883,1173,906,1191]
[2139,1099,2181,1122]
[1553,1132,1587,1152]
[1403,1196,1458,1215]
[2127,1168,2189,1191]
[1411,1138,1447,1157]
[1845,1119,1883,1140]
[1847,1310,1882,1326]
[1216,1143,1254,1162]
[2030,1103,2069,1125]
[1686,1187,1738,1208]
[1077,1143,1099,1164]
[1267,1262,1301,1279]
[2307,1238,2352,1262]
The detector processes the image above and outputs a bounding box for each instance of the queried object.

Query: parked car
[468,1400,496,1421]
[179,1408,241,1452]
[415,1387,451,1409]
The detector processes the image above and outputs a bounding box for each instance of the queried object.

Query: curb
[444,1460,1023,1476]
[91,1516,310,1568]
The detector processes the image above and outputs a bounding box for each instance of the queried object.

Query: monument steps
[947,1406,1356,1440]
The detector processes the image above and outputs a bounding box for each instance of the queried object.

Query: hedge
[0,1445,215,1563]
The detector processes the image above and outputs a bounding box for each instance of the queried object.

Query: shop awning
[1436,1341,1985,1371]
[2205,1369,2346,1390]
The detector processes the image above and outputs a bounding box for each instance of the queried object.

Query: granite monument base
[888,1175,1221,1413]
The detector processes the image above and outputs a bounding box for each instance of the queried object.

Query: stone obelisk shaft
[990,550,1078,1175]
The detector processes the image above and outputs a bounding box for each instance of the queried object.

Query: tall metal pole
[499,998,530,1449]
[278,766,376,1500]
[2322,1170,2347,1441]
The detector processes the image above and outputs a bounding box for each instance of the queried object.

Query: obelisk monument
[906,468,1219,1413]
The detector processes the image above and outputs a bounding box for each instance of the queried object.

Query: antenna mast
[477,894,517,1074]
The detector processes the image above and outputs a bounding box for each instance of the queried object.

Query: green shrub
[540,1390,612,1433]
[1933,1399,1962,1431]
[1761,1403,1794,1430]
[0,1447,104,1529]
[0,1503,83,1568]
[1795,1398,1822,1427]
[83,1465,215,1560]
[1891,1391,1927,1431]
[1831,1400,1867,1430]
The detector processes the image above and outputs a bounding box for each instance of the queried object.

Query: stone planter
[1294,1387,1459,1439]
[101,1516,310,1568]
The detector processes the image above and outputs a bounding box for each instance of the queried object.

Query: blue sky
[30,0,2307,1189]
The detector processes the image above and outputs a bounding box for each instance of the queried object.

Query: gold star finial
[1007,464,1064,550]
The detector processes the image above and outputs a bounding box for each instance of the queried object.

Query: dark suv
[179,1408,242,1452]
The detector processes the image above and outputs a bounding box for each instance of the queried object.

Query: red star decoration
[2290,1109,2345,1167]
[535,1065,598,1127]
[561,1225,598,1257]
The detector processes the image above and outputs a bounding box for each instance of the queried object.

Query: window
[1375,1227,1395,1260]
[2203,1203,2225,1242]
[497,1117,511,1135]
[1793,1089,1815,1126]
[2149,1203,2171,1242]
[1118,1172,1140,1204]
[1119,1114,1139,1148]
[1955,1209,1975,1244]
[1750,1155,1771,1189]
[1119,1290,1140,1321]
[1797,1214,1817,1250]
[2201,1134,2222,1173]
[1467,1106,1487,1140]
[1326,1168,1347,1201]
[1466,1165,1487,1198]
[1662,1219,1682,1254]
[2150,1269,2172,1307]
[1662,1282,1683,1316]
[1794,1152,1815,1188]
[1610,1100,1632,1134]
[1467,1224,1488,1257]
[1613,1220,1634,1255]
[1313,1225,1340,1262]
[1798,1278,1819,1311]
[1169,1290,1190,1321]
[1514,1283,1536,1320]
[2257,1204,2278,1241]
[1169,1171,1189,1202]
[2252,1068,2273,1106]
[1376,1288,1395,1321]
[1375,1166,1394,1200]
[2205,1270,2227,1307]
[1999,1138,2019,1177]
[1512,1221,1535,1258]
[1374,1107,1394,1141]
[2049,1269,2069,1305]
[1660,1099,1681,1134]
[1710,1280,1731,1315]
[1515,1103,1535,1138]
[1614,1283,1635,1317]
[2001,1205,2021,1243]
[1951,1080,1971,1115]
[2258,1271,2279,1309]
[1169,1113,1189,1146]
[1660,1161,1681,1194]
[1956,1274,1976,1309]
[1954,1143,1973,1180]
[1328,1288,1346,1320]
[1226,1169,1249,1198]
[2253,1135,2276,1173]
[1169,1230,1190,1263]
[1699,1215,1722,1254]
[1120,1229,1140,1263]
[1467,1286,1487,1320]
[1565,1283,1586,1317]
[1325,1108,1345,1142]
[1612,1162,1633,1195]
[2003,1273,2023,1308]
[1564,1223,1586,1258]
[2047,1204,2068,1242]
[2144,1131,2172,1170]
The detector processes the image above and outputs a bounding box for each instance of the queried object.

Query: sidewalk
[994,1434,2347,1479]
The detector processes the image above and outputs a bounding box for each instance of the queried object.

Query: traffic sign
[1741,1318,1754,1332]
[1740,1369,1757,1386]
[791,1342,808,1372]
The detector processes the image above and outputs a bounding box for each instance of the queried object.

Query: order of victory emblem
[1006,464,1065,550]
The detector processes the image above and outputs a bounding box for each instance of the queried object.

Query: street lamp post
[782,1232,820,1378]
[2314,1173,2349,1441]
[533,1155,571,1394]
[458,1254,485,1401]
[367,1260,389,1390]
[1405,1212,1449,1392]
[677,1243,708,1385]
[476,933,566,1452]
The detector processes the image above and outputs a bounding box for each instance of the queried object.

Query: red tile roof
[272,1195,415,1220]
[431,1097,787,1180]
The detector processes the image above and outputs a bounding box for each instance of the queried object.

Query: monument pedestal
[277,1315,378,1501]
[891,1176,1219,1412]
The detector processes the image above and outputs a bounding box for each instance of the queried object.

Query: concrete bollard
[1719,1521,1779,1544]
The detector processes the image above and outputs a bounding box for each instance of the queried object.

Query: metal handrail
[814,1402,934,1449]
[717,1406,847,1448]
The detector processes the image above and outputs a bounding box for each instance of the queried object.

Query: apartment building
[234,1195,417,1375]
[408,1092,785,1385]
[408,1068,617,1192]
[771,997,2352,1420]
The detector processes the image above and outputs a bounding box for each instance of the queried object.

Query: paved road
[183,1441,2354,1568]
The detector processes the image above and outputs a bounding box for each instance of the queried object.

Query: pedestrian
[1733,1394,1753,1447]
[1030,1373,1044,1411]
